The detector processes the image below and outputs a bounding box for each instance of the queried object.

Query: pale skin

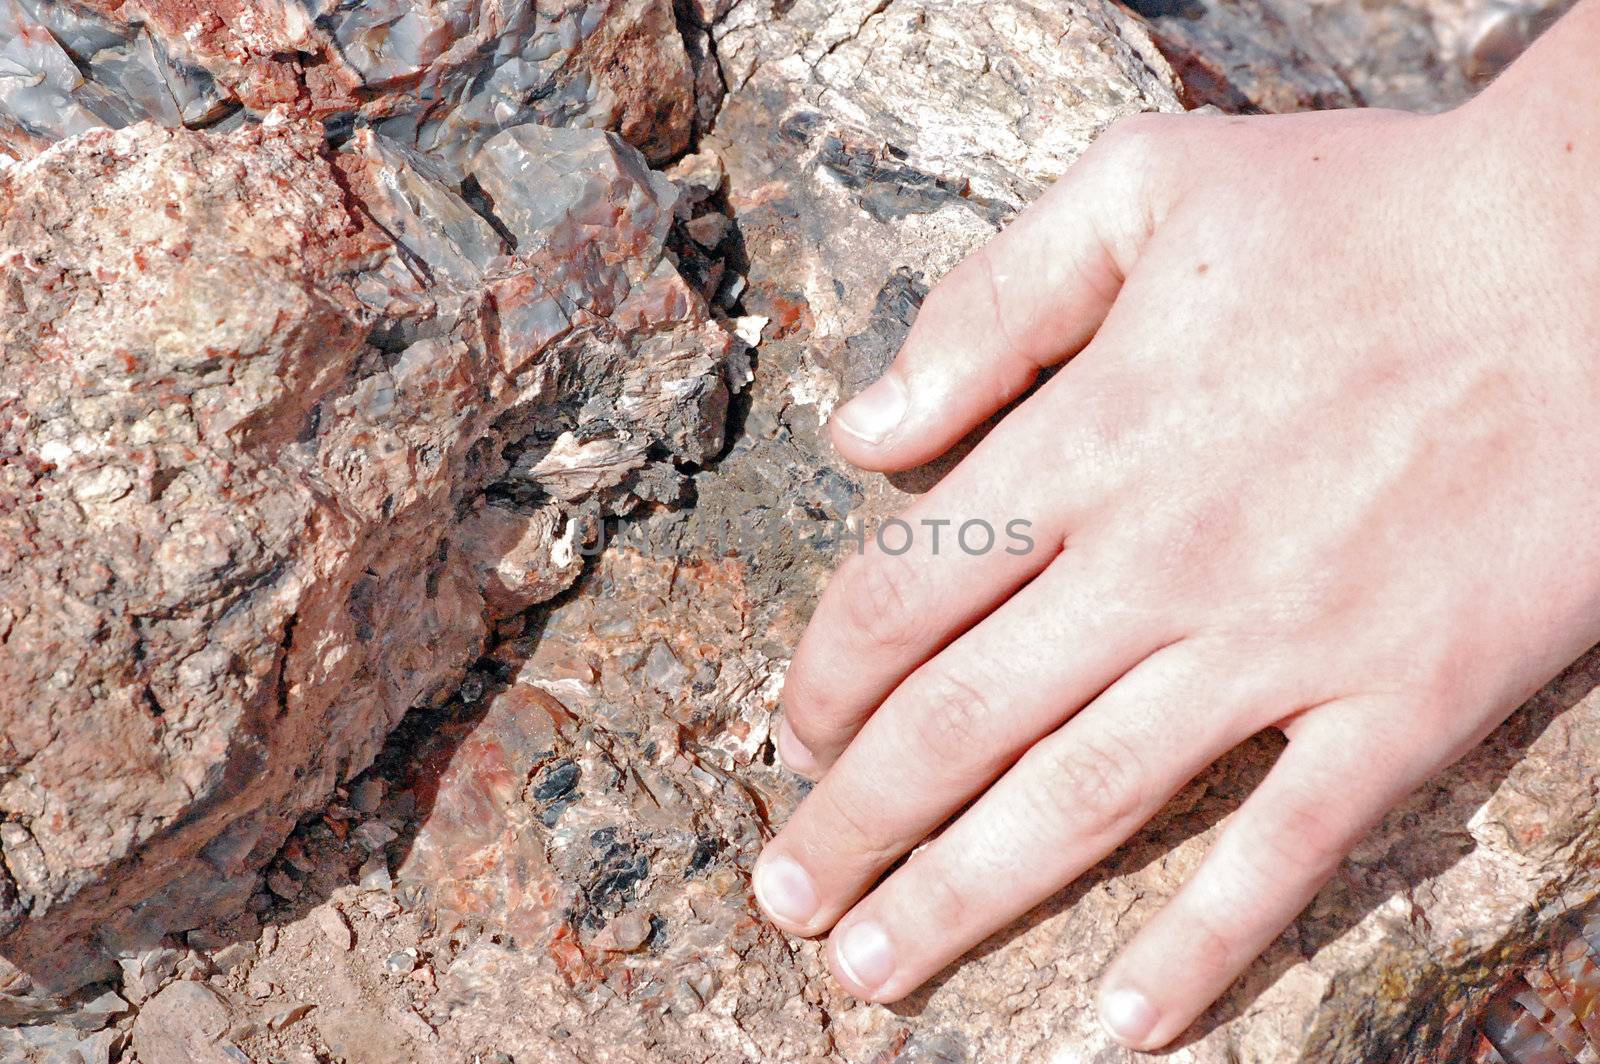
[752,2,1600,1051]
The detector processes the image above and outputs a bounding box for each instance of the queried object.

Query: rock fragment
[594,913,653,952]
[349,780,387,816]
[265,1001,314,1030]
[131,981,236,1064]
[313,906,353,952]
[358,856,394,893]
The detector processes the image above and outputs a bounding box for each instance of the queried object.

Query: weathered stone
[266,1000,315,1030]
[1127,0,1577,114]
[0,1020,126,1064]
[594,912,653,952]
[313,905,354,951]
[0,24,733,1015]
[0,0,697,166]
[130,980,236,1064]
[350,779,386,815]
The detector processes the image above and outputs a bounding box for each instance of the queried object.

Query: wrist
[1462,0,1600,144]
[1444,4,1600,255]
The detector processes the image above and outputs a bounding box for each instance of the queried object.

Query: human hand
[753,8,1600,1051]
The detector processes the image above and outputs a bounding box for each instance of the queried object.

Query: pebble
[390,1006,436,1043]
[283,842,316,875]
[78,1028,124,1064]
[358,853,393,891]
[596,913,651,952]
[265,1003,314,1030]
[62,989,128,1032]
[130,981,231,1064]
[266,871,300,901]
[531,759,580,803]
[643,641,691,694]
[353,820,399,850]
[689,968,720,1004]
[385,790,417,820]
[119,945,181,1004]
[1462,5,1531,81]
[364,893,401,920]
[175,951,213,980]
[385,948,418,975]
[684,212,730,249]
[313,905,353,950]
[225,1022,258,1043]
[733,315,769,347]
[350,778,386,814]
[667,148,726,204]
[212,942,255,973]
[669,978,705,1015]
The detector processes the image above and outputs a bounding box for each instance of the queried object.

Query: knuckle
[815,785,897,870]
[1249,798,1351,882]
[908,857,971,932]
[1181,905,1244,983]
[916,275,959,323]
[779,663,842,748]
[838,552,921,650]
[908,669,994,765]
[1093,112,1169,170]
[1032,735,1146,837]
[1056,378,1150,480]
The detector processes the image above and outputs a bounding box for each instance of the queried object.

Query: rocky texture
[0,0,707,165]
[130,980,235,1064]
[1474,910,1600,1063]
[0,10,737,1018]
[1127,0,1579,113]
[2,0,1599,1062]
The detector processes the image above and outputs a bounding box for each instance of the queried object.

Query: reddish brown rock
[0,99,733,1013]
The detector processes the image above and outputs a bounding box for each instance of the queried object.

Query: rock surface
[130,980,235,1064]
[1,0,1598,1062]
[1127,0,1578,113]
[0,3,736,1017]
[0,0,704,165]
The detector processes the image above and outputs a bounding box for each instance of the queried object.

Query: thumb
[831,112,1186,471]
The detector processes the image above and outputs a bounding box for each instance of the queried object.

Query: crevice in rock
[457,174,520,255]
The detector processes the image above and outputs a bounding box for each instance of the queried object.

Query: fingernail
[775,718,820,776]
[753,854,819,927]
[833,374,907,445]
[835,921,895,993]
[1100,987,1159,1047]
